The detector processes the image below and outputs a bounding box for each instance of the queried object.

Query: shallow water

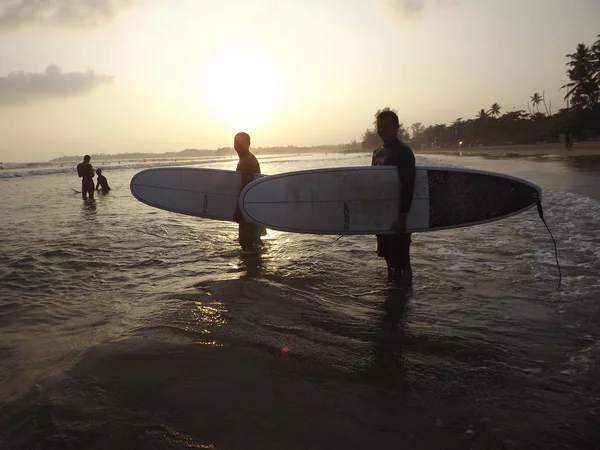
[0,153,599,449]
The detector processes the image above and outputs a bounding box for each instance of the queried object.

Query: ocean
[0,152,599,449]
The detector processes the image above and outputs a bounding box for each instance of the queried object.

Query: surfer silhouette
[233,132,266,251]
[77,155,95,200]
[95,168,111,193]
[371,110,416,286]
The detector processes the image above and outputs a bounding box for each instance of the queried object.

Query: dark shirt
[371,139,416,214]
[236,151,261,189]
[96,174,110,190]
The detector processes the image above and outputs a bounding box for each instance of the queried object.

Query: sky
[0,0,599,162]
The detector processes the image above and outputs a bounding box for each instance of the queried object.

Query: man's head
[234,132,251,155]
[83,155,91,162]
[96,168,102,175]
[376,110,400,144]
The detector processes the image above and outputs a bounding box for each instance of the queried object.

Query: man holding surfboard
[372,111,416,286]
[233,132,266,251]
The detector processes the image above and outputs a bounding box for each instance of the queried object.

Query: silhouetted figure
[232,132,266,251]
[77,155,95,200]
[95,168,111,193]
[565,132,574,151]
[372,111,416,286]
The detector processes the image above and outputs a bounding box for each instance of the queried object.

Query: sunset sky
[0,0,599,162]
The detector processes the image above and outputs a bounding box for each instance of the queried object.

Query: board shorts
[238,223,266,251]
[376,233,412,270]
[81,178,95,196]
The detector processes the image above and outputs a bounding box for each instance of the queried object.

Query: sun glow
[202,50,285,129]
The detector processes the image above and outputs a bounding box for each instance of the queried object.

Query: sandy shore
[414,141,600,157]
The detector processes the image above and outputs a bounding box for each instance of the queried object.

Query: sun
[202,50,284,129]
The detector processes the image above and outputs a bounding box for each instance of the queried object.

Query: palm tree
[560,43,599,110]
[530,93,542,113]
[487,103,501,117]
[591,34,600,85]
[476,109,488,120]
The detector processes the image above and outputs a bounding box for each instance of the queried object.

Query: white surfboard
[239,166,541,235]
[130,167,264,221]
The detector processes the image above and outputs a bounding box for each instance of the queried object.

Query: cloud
[0,64,112,106]
[0,0,133,31]
[383,0,460,20]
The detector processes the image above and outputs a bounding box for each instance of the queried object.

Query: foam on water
[0,158,219,179]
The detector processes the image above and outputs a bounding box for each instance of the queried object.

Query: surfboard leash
[535,195,561,290]
[315,235,344,252]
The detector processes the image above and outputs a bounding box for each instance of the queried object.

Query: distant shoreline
[5,141,599,166]
[341,141,600,158]
[413,141,600,157]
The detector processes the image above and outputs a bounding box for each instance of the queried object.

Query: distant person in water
[95,168,111,193]
[372,110,416,286]
[77,155,95,200]
[233,132,266,251]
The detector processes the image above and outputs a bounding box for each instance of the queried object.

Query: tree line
[354,34,600,151]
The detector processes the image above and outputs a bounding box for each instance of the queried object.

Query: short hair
[84,155,91,161]
[235,132,250,147]
[376,110,399,126]
[96,168,102,174]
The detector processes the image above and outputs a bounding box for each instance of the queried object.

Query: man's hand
[390,213,408,234]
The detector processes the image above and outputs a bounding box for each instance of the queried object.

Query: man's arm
[234,157,259,222]
[95,179,100,190]
[398,150,416,214]
[371,149,378,166]
[390,149,415,233]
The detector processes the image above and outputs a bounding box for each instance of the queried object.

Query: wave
[0,162,55,170]
[0,158,231,180]
[0,153,357,180]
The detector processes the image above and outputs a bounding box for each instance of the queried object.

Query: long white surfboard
[130,167,264,221]
[239,166,541,235]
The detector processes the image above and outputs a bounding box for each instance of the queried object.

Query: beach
[0,152,599,449]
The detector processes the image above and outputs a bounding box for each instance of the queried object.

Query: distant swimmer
[76,155,95,200]
[95,168,111,193]
[232,132,266,251]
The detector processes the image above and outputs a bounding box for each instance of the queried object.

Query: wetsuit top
[371,139,416,214]
[96,174,110,190]
[236,151,261,175]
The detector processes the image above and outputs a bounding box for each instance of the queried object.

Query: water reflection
[81,199,97,217]
[238,250,266,279]
[194,300,228,327]
[367,287,412,388]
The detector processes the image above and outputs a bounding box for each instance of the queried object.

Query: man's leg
[239,223,260,251]
[83,179,94,200]
[387,233,413,286]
